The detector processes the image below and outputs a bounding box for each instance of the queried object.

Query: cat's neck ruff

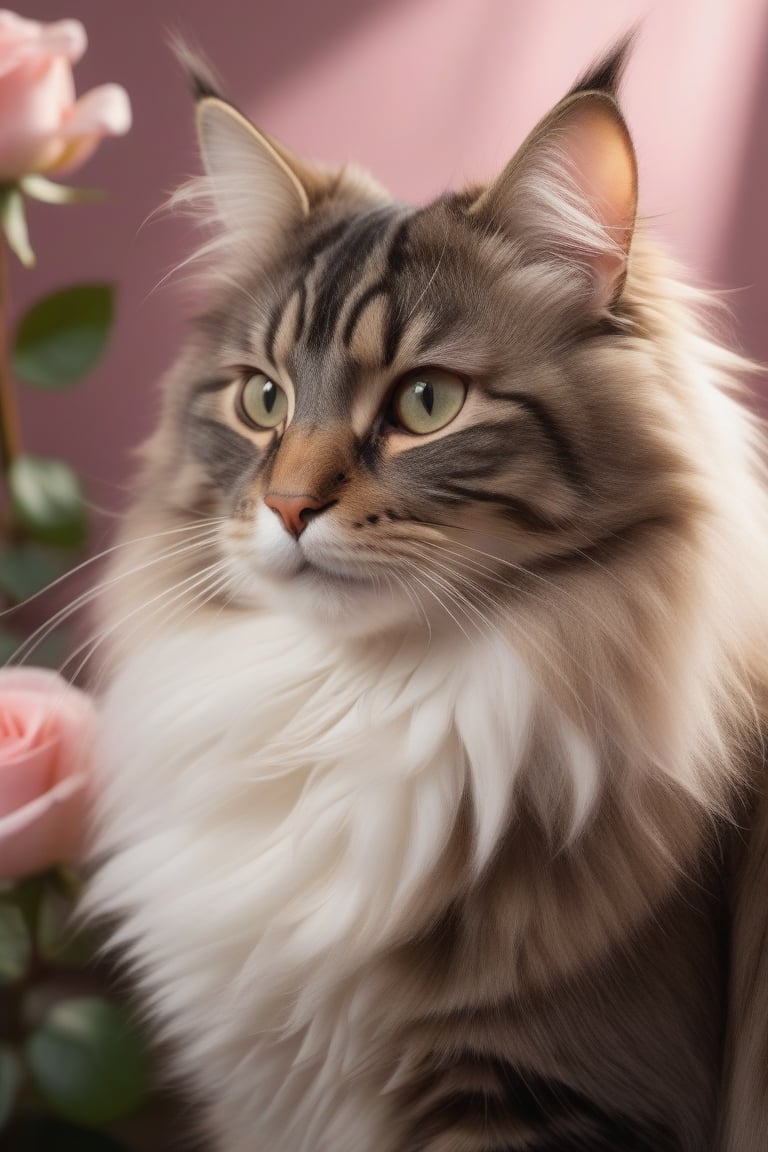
[89,610,592,1037]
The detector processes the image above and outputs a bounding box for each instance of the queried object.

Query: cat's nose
[264,493,328,539]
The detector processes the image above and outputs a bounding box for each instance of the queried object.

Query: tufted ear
[195,97,310,253]
[471,44,638,308]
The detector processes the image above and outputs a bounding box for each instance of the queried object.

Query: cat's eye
[239,372,288,430]
[391,370,467,435]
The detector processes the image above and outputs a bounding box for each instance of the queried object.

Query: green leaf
[0,547,65,603]
[10,872,49,933]
[9,456,86,548]
[0,901,32,983]
[10,1114,130,1151]
[0,629,71,671]
[0,185,35,267]
[20,175,105,205]
[27,629,72,670]
[13,284,114,388]
[38,885,95,966]
[25,998,152,1127]
[0,1045,22,1129]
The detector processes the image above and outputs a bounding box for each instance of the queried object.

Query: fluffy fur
[84,41,768,1151]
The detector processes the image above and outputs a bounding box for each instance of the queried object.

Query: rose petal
[0,14,86,77]
[0,667,96,793]
[0,55,74,178]
[0,773,87,879]
[60,82,132,138]
[0,738,58,818]
[0,686,53,749]
[51,83,132,175]
[46,693,97,785]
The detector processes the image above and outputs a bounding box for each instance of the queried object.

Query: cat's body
[86,44,768,1151]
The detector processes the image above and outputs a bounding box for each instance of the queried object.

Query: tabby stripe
[264,282,295,368]
[293,279,307,344]
[384,296,407,367]
[192,377,235,396]
[343,217,413,360]
[342,281,388,348]
[263,219,350,365]
[306,208,397,352]
[439,483,562,532]
[406,1063,679,1152]
[302,217,350,263]
[186,415,257,489]
[487,388,586,489]
[264,278,308,367]
[386,216,411,275]
[383,218,412,365]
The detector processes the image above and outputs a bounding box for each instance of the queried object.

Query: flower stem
[0,237,21,477]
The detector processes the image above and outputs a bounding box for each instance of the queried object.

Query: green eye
[392,370,467,435]
[239,372,288,429]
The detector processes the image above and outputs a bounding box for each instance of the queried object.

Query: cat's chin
[228,560,421,638]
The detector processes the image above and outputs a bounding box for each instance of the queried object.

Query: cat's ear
[471,46,638,307]
[173,40,317,252]
[195,98,311,246]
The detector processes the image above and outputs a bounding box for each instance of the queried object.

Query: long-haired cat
[85,39,768,1151]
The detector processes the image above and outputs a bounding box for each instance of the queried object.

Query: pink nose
[264,493,326,539]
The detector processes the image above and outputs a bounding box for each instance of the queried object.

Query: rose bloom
[0,668,96,879]
[0,10,131,181]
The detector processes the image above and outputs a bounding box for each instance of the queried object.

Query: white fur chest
[87,612,588,1150]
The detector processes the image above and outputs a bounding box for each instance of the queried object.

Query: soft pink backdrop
[10,0,768,535]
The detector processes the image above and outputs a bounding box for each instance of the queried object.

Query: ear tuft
[568,31,636,99]
[170,34,224,102]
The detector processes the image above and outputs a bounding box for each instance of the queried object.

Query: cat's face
[150,63,694,635]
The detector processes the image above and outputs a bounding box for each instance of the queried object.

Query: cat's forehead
[236,198,511,413]
[272,203,408,363]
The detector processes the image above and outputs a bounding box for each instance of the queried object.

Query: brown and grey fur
[88,40,768,1152]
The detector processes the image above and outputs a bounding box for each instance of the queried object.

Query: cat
[84,38,768,1152]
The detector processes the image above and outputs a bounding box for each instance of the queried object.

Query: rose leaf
[13,284,114,389]
[9,456,87,549]
[25,997,152,1127]
[0,901,32,983]
[0,547,66,603]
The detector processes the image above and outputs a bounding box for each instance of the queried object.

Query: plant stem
[0,237,21,477]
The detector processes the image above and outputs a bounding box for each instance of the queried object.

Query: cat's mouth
[294,557,372,587]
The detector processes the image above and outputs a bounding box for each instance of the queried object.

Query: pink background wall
[11,0,768,535]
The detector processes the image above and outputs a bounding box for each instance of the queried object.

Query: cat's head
[140,41,711,638]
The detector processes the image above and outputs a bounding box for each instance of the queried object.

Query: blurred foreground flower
[0,9,131,267]
[0,10,130,181]
[0,668,95,879]
[0,19,152,1148]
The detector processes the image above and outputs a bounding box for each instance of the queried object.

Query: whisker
[0,517,225,620]
[390,570,432,645]
[6,529,222,668]
[60,558,230,685]
[423,529,616,631]
[405,542,608,737]
[413,556,500,642]
[406,567,472,643]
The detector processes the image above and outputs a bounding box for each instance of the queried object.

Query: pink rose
[0,10,131,181]
[0,668,96,879]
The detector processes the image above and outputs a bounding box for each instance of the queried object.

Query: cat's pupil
[416,380,434,415]
[263,381,276,413]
